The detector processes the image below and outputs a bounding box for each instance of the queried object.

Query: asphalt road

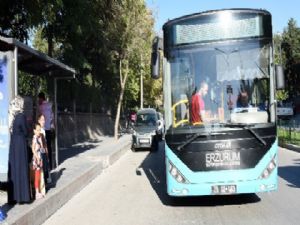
[43,142,300,225]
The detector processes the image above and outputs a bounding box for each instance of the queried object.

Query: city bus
[151,9,285,196]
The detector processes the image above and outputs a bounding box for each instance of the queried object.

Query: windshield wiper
[246,127,266,146]
[177,123,266,151]
[222,123,266,146]
[176,131,226,151]
[177,132,209,151]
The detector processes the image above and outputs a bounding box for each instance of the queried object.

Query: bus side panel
[165,139,278,196]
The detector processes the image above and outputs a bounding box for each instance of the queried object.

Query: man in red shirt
[191,81,209,124]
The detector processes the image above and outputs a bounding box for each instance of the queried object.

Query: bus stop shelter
[0,35,75,181]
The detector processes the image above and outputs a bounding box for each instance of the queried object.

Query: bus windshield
[166,40,271,129]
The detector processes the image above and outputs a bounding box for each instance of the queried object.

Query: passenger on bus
[191,81,209,124]
[236,91,250,108]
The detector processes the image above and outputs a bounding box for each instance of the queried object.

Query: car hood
[134,125,157,134]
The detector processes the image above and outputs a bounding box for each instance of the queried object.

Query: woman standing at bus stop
[7,96,31,204]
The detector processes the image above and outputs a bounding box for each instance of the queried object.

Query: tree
[1,0,160,139]
[273,33,283,65]
[106,0,154,139]
[0,0,42,42]
[281,18,300,98]
[276,90,289,103]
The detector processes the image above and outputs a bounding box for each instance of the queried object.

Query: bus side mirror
[151,36,163,79]
[156,120,162,127]
[275,65,285,90]
[151,51,160,79]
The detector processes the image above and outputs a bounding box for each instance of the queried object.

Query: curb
[4,136,131,225]
[280,143,300,153]
[7,163,103,225]
[102,140,131,169]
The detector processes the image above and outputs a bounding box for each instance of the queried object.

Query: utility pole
[140,54,143,109]
[276,32,283,65]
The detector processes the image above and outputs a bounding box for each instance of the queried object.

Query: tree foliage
[0,0,162,138]
[0,0,43,42]
[101,0,156,138]
[281,18,300,98]
[276,90,289,102]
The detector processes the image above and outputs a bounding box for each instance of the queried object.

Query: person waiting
[38,92,54,170]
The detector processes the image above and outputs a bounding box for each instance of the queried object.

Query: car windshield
[136,113,157,126]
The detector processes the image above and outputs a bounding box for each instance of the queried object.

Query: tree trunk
[47,25,53,57]
[114,59,129,139]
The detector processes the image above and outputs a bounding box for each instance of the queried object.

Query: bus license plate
[212,185,237,194]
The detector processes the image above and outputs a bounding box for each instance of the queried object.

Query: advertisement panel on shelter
[0,54,9,180]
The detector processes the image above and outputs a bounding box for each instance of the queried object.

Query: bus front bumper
[167,173,277,196]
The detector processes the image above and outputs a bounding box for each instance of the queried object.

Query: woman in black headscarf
[7,96,31,204]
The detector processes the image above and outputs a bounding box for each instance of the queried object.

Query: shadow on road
[137,141,261,207]
[278,158,300,188]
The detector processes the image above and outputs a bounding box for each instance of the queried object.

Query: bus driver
[191,81,209,124]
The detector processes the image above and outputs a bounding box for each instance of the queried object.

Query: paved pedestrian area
[0,134,131,225]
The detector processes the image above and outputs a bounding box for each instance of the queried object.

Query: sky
[146,0,300,34]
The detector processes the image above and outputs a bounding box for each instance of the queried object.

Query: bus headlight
[259,155,276,179]
[176,174,184,183]
[170,167,178,177]
[168,160,189,184]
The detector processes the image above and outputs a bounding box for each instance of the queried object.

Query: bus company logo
[205,151,240,168]
[214,141,231,149]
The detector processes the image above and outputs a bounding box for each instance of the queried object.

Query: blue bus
[151,9,285,196]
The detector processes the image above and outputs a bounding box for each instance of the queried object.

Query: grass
[277,127,300,146]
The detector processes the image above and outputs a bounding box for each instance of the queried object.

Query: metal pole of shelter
[14,46,18,96]
[54,78,58,168]
[54,76,75,168]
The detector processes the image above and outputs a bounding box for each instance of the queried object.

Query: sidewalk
[0,134,131,225]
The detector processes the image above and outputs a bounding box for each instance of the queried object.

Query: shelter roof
[0,36,75,77]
